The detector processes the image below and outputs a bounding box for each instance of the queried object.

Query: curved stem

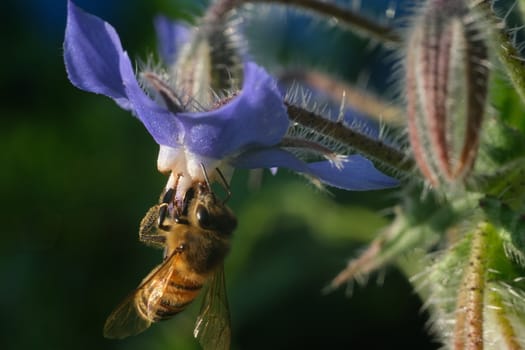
[279,70,404,124]
[249,0,402,44]
[286,103,415,175]
[204,0,402,44]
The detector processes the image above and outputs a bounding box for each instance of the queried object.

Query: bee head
[191,182,237,235]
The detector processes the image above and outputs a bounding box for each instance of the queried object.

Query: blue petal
[154,16,191,66]
[233,148,310,171]
[306,156,399,190]
[233,148,398,190]
[175,62,289,158]
[64,0,131,110]
[64,1,180,146]
[119,52,181,147]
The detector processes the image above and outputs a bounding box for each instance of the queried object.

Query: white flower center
[157,145,233,199]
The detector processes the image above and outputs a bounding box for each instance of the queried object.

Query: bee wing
[102,292,152,339]
[193,264,231,350]
[103,251,179,339]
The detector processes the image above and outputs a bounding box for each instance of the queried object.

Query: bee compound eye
[196,205,212,229]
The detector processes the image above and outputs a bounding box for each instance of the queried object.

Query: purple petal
[64,1,180,146]
[119,53,181,146]
[154,16,191,65]
[306,156,399,190]
[64,0,131,109]
[176,62,289,158]
[233,148,398,190]
[233,148,310,172]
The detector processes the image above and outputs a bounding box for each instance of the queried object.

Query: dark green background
[1,0,436,349]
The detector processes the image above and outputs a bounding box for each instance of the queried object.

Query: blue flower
[64,0,398,195]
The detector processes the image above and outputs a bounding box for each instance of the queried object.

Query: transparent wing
[193,265,231,350]
[103,251,178,339]
[103,292,152,339]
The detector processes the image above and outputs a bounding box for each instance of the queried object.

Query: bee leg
[140,233,166,248]
[215,167,232,202]
[158,203,169,228]
[139,205,167,248]
[161,188,175,205]
[163,244,185,260]
[139,226,167,248]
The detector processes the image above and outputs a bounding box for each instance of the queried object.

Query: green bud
[405,0,489,187]
[172,18,243,109]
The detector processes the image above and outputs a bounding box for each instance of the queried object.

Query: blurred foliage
[490,70,525,133]
[0,0,437,349]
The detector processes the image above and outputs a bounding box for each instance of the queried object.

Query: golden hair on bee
[104,175,236,349]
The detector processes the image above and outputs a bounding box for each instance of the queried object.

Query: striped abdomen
[136,272,205,322]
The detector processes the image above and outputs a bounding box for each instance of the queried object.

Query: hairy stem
[280,70,403,124]
[453,223,489,350]
[487,289,522,350]
[207,0,402,44]
[248,0,401,44]
[203,0,241,25]
[286,103,414,175]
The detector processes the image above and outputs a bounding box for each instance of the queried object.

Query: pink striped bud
[405,0,489,187]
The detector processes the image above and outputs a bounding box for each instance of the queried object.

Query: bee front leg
[139,205,167,248]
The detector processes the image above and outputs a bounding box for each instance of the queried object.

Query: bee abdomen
[152,298,193,321]
[137,280,203,322]
[169,280,202,291]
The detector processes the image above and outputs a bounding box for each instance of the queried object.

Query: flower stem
[487,290,522,350]
[286,103,415,175]
[453,223,489,350]
[280,70,403,124]
[248,0,402,44]
[203,0,240,25]
[207,0,402,43]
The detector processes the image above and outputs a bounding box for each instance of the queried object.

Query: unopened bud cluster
[405,0,489,187]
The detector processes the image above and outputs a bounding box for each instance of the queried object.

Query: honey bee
[103,179,237,349]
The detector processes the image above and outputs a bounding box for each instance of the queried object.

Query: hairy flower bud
[171,20,243,109]
[405,0,489,187]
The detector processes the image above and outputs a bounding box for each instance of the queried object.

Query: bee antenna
[199,163,212,191]
[199,164,232,203]
[216,167,232,203]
